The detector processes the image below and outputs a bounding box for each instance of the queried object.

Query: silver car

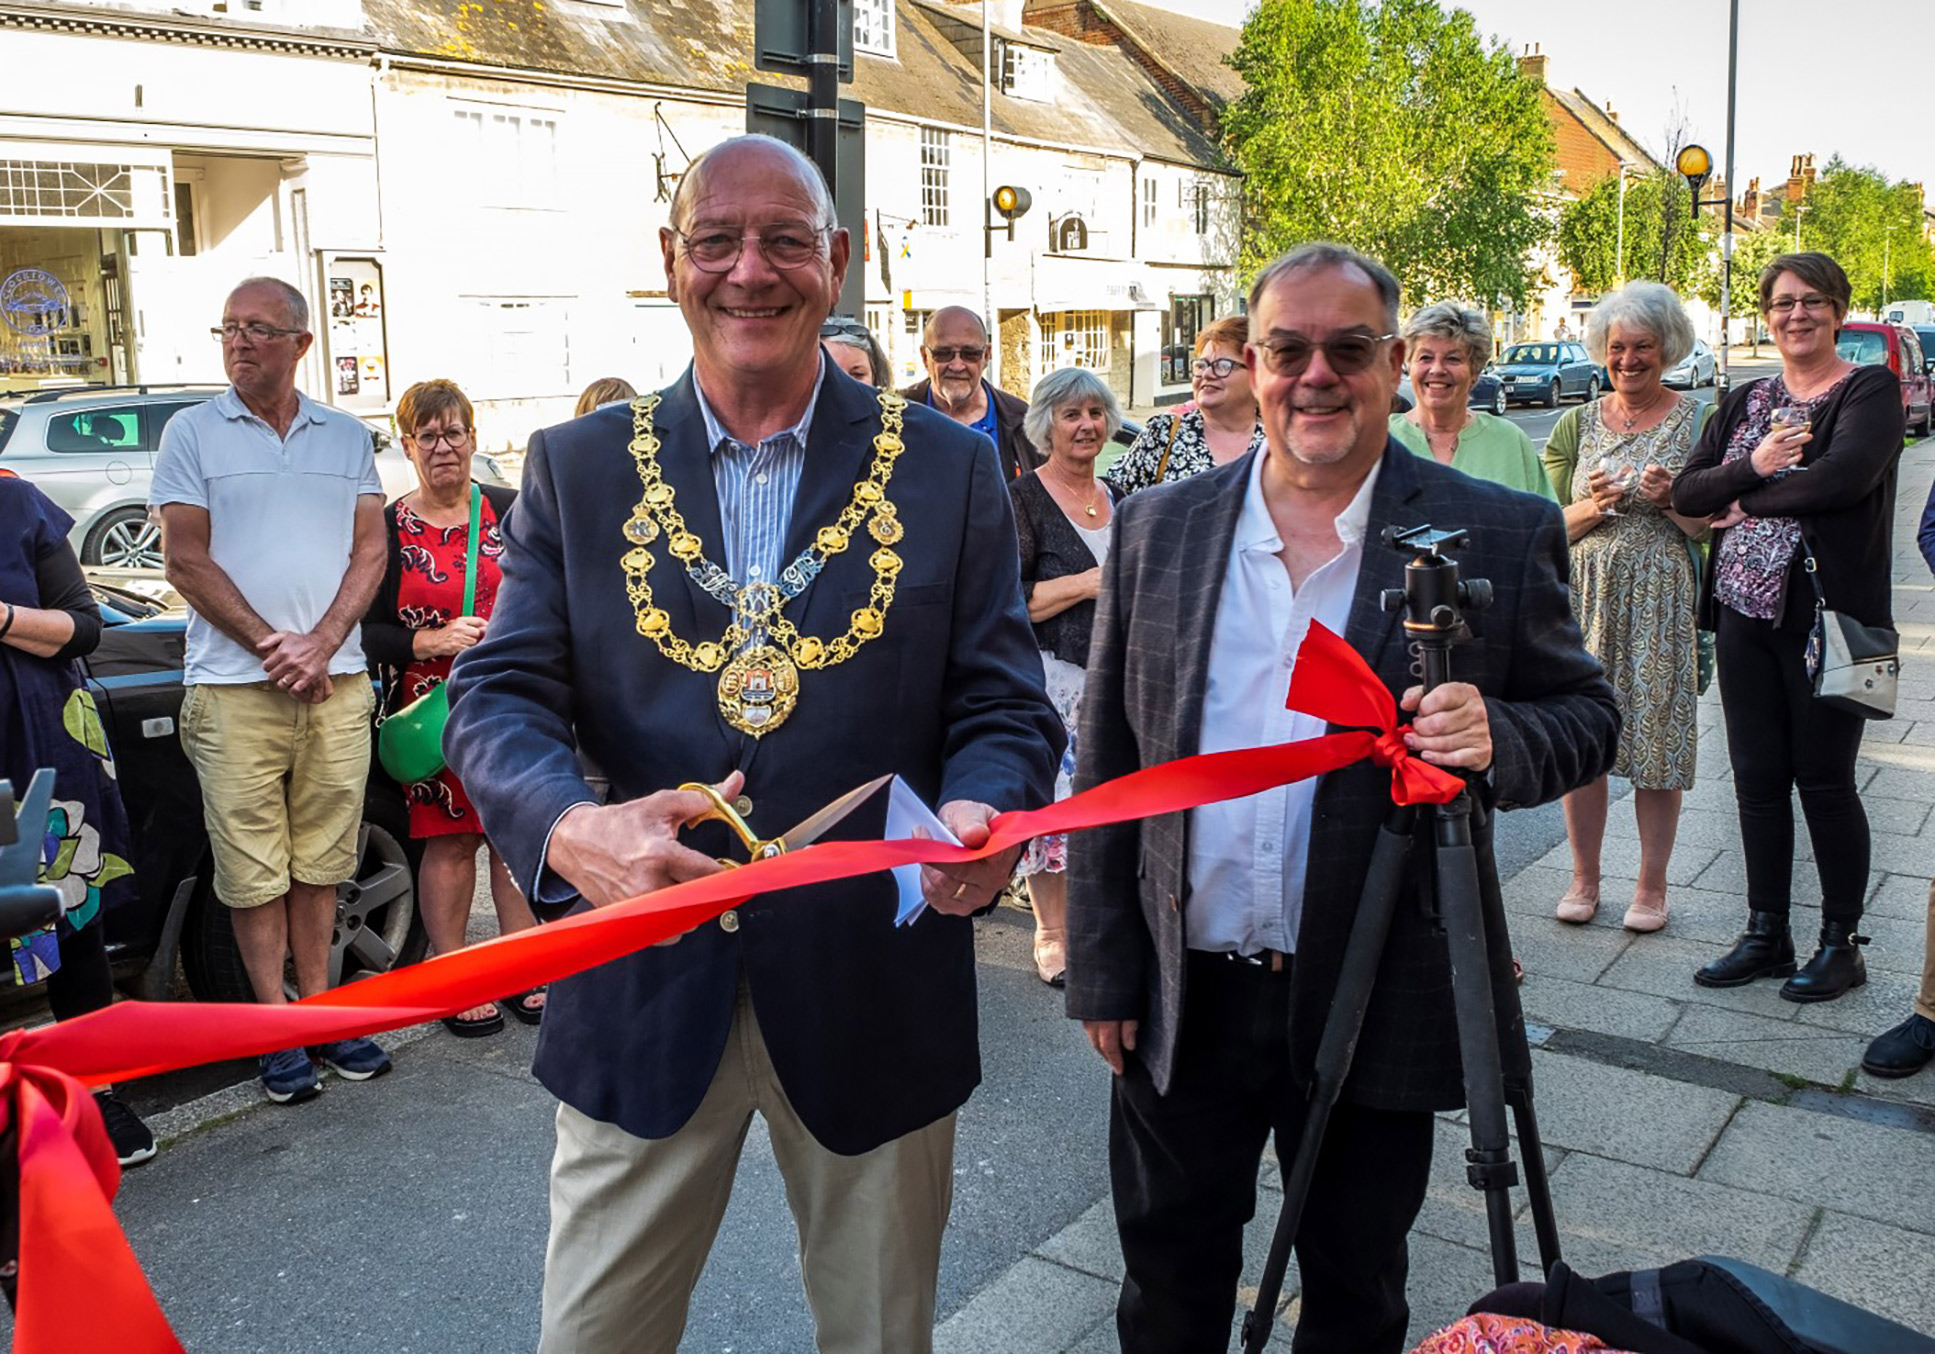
[0,385,509,568]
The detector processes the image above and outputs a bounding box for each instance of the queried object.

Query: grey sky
[1168,0,1935,196]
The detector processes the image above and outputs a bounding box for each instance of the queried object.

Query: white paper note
[884,776,961,926]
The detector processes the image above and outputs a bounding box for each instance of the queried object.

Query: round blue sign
[0,269,72,337]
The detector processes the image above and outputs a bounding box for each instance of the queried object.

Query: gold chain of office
[618,389,909,736]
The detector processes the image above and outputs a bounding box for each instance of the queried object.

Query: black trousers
[1110,951,1435,1354]
[1715,597,1870,924]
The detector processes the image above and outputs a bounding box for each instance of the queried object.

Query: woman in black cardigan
[362,380,537,1037]
[1672,252,1904,1002]
[1011,366,1122,986]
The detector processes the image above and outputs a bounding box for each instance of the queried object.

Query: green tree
[1556,169,1713,298]
[1222,0,1555,310]
[1796,157,1935,311]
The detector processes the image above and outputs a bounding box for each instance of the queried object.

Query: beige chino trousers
[539,983,957,1354]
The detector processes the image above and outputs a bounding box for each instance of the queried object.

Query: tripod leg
[1471,798,1564,1278]
[1240,808,1415,1354]
[1433,793,1522,1290]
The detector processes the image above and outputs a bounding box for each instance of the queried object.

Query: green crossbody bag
[377,483,481,785]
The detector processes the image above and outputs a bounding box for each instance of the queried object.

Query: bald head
[923,306,989,348]
[669,134,836,235]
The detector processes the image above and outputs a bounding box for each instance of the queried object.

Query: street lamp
[1792,202,1808,250]
[1614,161,1633,287]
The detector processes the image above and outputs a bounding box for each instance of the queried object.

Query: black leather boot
[1780,921,1869,1003]
[1694,910,1795,988]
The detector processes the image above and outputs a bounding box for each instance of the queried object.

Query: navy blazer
[444,361,1062,1153]
[1065,444,1620,1113]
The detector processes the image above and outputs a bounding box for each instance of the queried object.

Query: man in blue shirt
[899,305,1042,481]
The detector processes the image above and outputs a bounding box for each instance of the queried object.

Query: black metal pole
[806,0,839,223]
[1720,0,1738,388]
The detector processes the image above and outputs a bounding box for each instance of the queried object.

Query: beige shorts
[179,673,376,909]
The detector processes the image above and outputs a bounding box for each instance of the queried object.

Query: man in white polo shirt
[152,275,393,1105]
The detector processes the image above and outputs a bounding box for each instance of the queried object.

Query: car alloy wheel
[1586,375,1601,402]
[1492,388,1507,417]
[1545,378,1562,409]
[323,819,419,989]
[85,507,164,569]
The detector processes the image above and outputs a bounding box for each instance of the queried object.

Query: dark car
[1492,342,1602,408]
[1836,322,1933,437]
[58,585,423,1004]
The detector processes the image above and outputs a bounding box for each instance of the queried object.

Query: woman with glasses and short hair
[1673,252,1904,1002]
[1389,302,1552,500]
[362,379,543,1036]
[1103,316,1262,495]
[821,317,890,387]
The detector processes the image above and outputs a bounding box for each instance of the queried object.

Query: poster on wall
[323,257,389,410]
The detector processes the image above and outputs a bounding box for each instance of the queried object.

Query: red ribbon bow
[0,624,1455,1352]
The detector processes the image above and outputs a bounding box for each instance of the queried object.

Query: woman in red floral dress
[363,379,539,1036]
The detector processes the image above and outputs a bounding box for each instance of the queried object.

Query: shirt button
[748,564,762,576]
[755,473,769,485]
[720,910,740,934]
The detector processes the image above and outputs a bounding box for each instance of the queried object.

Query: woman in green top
[1542,282,1714,936]
[1388,302,1554,500]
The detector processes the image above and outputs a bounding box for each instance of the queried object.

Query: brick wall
[1545,91,1621,195]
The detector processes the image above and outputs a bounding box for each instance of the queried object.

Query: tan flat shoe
[1623,895,1668,933]
[1033,928,1067,988]
[1555,889,1599,925]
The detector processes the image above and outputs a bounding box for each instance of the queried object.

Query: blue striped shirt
[692,370,822,588]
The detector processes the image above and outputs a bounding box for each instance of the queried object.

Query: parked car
[0,385,510,569]
[10,583,426,1007]
[1393,370,1509,417]
[1835,322,1933,437]
[1663,339,1717,389]
[1491,342,1602,408]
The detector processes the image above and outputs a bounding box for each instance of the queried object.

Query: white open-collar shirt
[1184,448,1383,955]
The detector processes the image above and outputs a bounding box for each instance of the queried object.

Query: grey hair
[823,330,890,386]
[1247,242,1401,333]
[1024,367,1123,450]
[669,134,837,232]
[231,276,308,333]
[1402,301,1491,371]
[1584,281,1696,368]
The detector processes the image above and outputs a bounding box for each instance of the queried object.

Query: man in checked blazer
[1066,244,1619,1353]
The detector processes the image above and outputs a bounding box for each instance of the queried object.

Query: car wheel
[1544,378,1562,409]
[1586,375,1601,402]
[83,506,164,569]
[181,786,426,1003]
[1492,387,1508,417]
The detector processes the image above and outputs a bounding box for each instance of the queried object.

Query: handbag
[1801,542,1897,720]
[377,484,482,783]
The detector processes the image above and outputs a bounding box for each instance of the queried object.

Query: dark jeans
[1715,599,1870,923]
[45,917,113,1023]
[1110,951,1434,1354]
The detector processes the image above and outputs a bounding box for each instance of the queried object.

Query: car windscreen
[1836,330,1890,367]
[1502,345,1556,364]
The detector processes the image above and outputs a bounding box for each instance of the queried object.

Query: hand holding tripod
[1240,525,1562,1352]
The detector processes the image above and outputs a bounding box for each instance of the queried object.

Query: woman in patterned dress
[363,380,539,1036]
[1013,367,1122,985]
[1103,316,1263,495]
[0,477,155,1165]
[1542,283,1712,934]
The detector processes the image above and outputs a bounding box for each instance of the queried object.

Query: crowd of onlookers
[4,244,1932,1185]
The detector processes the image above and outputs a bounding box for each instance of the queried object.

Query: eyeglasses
[1766,295,1835,316]
[411,428,471,450]
[673,225,831,273]
[1253,331,1398,377]
[927,346,987,364]
[1193,357,1240,378]
[211,322,304,343]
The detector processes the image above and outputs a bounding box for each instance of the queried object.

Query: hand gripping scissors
[677,773,893,865]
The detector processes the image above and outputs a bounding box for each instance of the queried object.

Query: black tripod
[1240,525,1562,1353]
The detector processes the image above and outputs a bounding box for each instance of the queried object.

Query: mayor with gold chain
[443,134,1061,1354]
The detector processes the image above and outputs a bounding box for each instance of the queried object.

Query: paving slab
[1517,972,1682,1044]
[1665,1005,1867,1088]
[1596,933,1805,1021]
[1509,916,1635,985]
[1698,1100,1935,1236]
[1792,1211,1935,1336]
[1513,1050,1739,1175]
[1868,872,1935,922]
[931,1257,1117,1354]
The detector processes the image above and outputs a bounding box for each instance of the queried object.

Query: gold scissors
[678,773,893,866]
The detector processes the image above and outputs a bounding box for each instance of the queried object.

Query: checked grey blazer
[1066,443,1619,1113]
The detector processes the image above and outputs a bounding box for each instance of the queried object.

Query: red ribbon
[1,622,1458,1353]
